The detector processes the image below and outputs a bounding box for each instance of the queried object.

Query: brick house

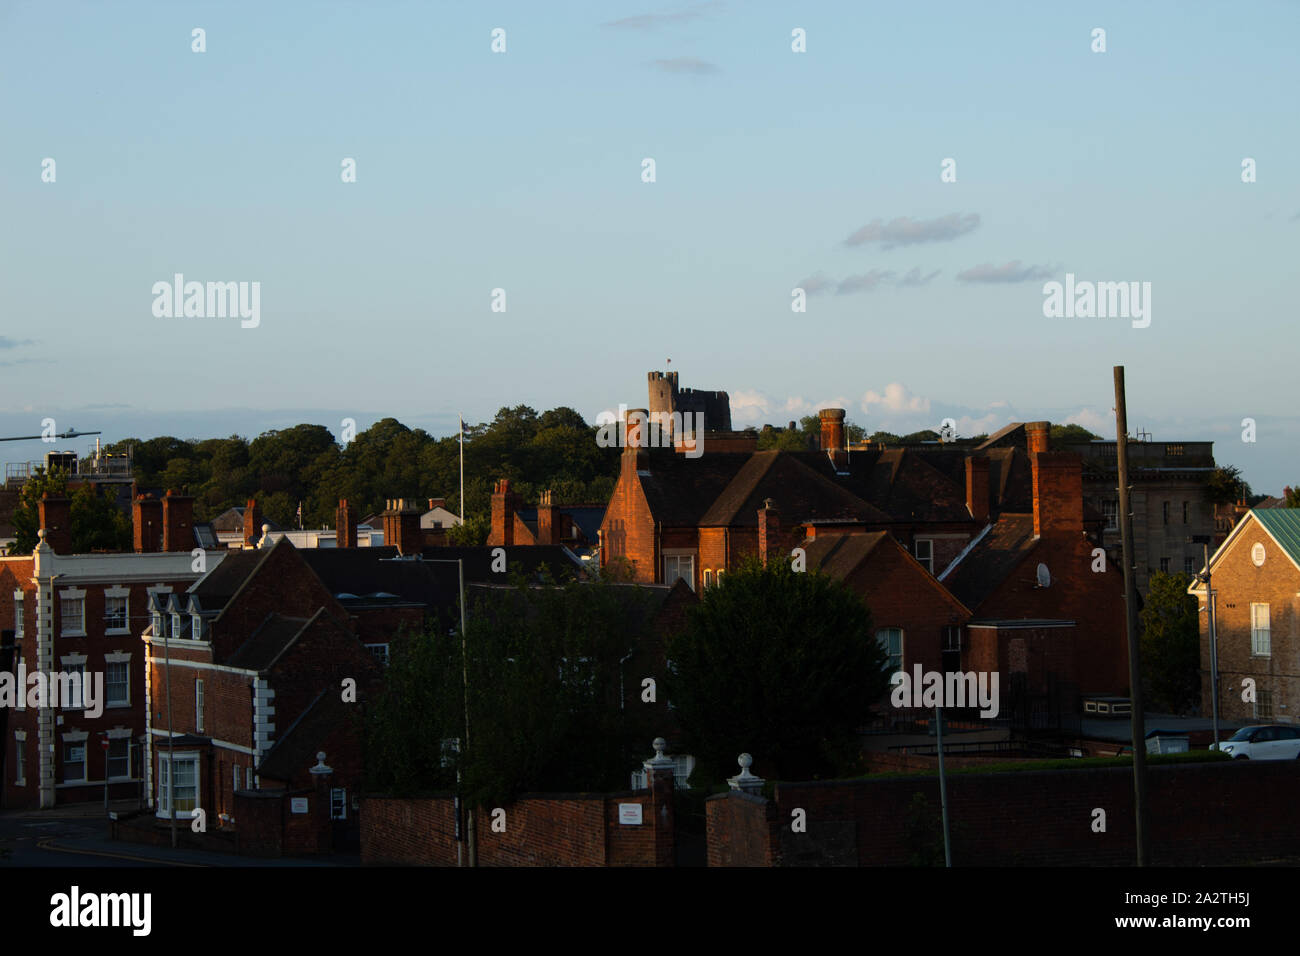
[798,531,971,682]
[1190,509,1300,724]
[939,448,1129,701]
[598,408,1063,592]
[0,491,221,810]
[142,525,485,847]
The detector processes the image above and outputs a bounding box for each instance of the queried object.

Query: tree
[365,576,660,807]
[663,560,888,784]
[1284,486,1300,508]
[8,468,131,555]
[1139,571,1201,715]
[1206,465,1251,506]
[1049,423,1102,448]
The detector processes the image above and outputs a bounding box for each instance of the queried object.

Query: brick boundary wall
[707,759,1300,866]
[363,772,675,866]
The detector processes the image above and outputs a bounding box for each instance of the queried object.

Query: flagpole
[459,415,465,527]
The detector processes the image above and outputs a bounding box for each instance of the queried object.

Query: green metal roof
[1252,508,1300,566]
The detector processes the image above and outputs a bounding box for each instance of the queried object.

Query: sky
[2,1,1297,493]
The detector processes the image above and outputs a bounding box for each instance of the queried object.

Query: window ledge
[61,631,87,639]
[104,627,131,637]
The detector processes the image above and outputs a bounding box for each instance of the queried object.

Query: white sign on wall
[291,797,309,814]
[1252,542,1266,567]
[618,803,643,825]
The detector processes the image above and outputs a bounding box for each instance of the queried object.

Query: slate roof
[976,422,1026,450]
[800,532,891,579]
[301,547,449,608]
[700,451,892,527]
[210,507,281,534]
[257,689,357,782]
[421,545,586,584]
[792,449,973,523]
[939,514,1039,611]
[634,450,752,526]
[188,547,272,606]
[227,613,311,671]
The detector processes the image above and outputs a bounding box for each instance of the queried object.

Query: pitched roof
[210,507,281,534]
[300,547,449,608]
[256,689,357,782]
[939,514,1039,611]
[227,613,311,671]
[700,452,891,527]
[421,545,586,583]
[793,449,972,522]
[800,532,891,579]
[1245,508,1300,568]
[976,422,1025,450]
[189,547,272,606]
[634,450,752,526]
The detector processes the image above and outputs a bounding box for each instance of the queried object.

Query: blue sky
[2,1,1297,492]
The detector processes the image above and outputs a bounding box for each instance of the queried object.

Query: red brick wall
[362,788,675,866]
[600,457,655,582]
[1200,517,1300,721]
[707,759,1300,866]
[706,790,776,866]
[842,539,969,678]
[973,532,1128,695]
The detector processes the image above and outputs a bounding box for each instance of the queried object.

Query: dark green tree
[1206,465,1250,506]
[1139,571,1201,715]
[8,468,131,555]
[365,576,659,807]
[663,560,888,784]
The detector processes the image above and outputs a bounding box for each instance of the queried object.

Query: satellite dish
[1036,563,1051,588]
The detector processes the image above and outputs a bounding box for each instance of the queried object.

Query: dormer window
[171,612,183,639]
[192,614,203,640]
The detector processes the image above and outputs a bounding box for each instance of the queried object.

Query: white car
[1215,724,1300,760]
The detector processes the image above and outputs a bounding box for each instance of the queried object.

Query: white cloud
[1063,407,1113,434]
[861,383,930,415]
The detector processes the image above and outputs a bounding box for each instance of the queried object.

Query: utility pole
[1191,537,1220,749]
[936,706,952,867]
[1114,366,1149,866]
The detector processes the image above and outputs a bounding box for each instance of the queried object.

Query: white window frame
[157,751,200,817]
[877,628,904,674]
[59,662,87,710]
[59,588,86,637]
[63,741,87,783]
[233,763,241,792]
[330,787,347,820]
[662,551,695,591]
[1251,603,1271,657]
[13,731,26,786]
[1255,688,1274,721]
[703,569,714,589]
[914,539,934,574]
[366,643,390,666]
[13,590,24,638]
[195,679,205,734]
[1101,500,1118,532]
[105,655,131,708]
[106,738,131,780]
[103,586,130,635]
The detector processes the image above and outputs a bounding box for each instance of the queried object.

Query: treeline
[106,406,620,537]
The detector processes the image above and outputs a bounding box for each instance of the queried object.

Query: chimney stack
[242,499,263,549]
[1026,421,1050,457]
[758,499,781,568]
[819,408,846,452]
[162,488,195,552]
[336,499,357,549]
[536,490,558,546]
[489,479,518,547]
[383,498,424,556]
[38,494,72,555]
[133,494,162,553]
[965,456,990,523]
[1031,452,1084,536]
[625,408,650,450]
[427,497,446,512]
